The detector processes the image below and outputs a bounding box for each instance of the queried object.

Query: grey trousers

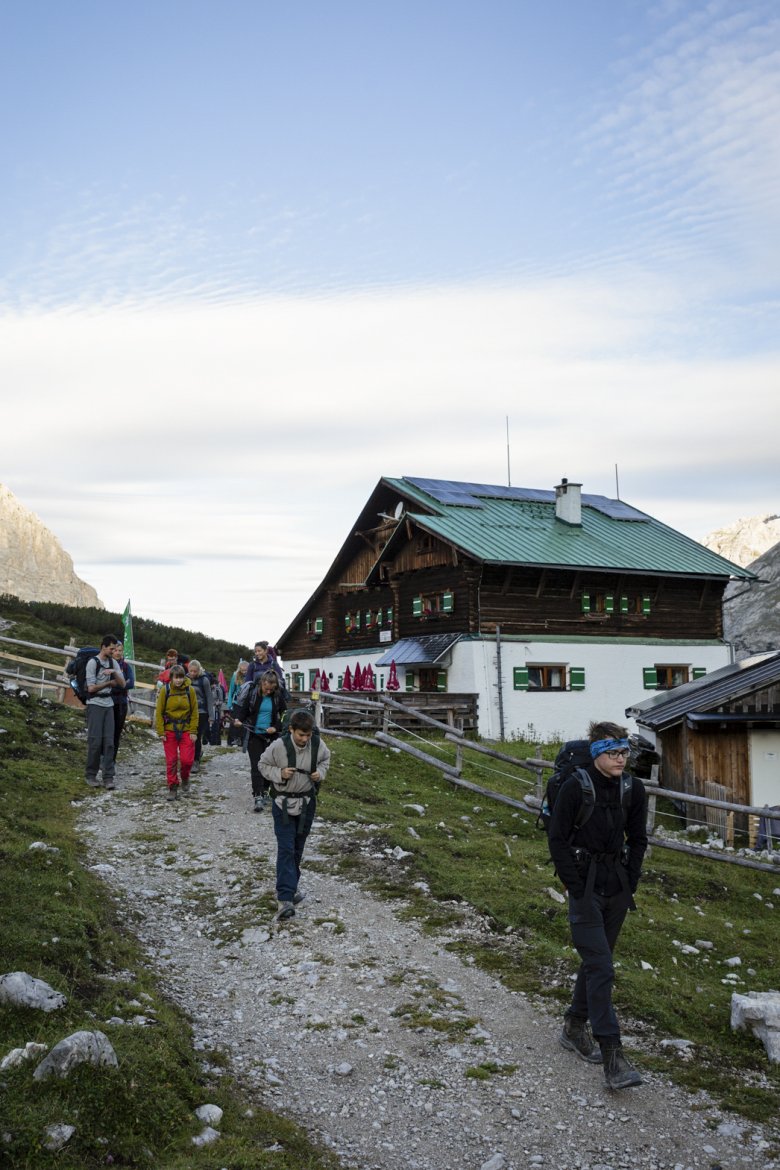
[86,704,116,782]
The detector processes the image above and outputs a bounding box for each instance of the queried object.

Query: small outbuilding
[626,650,780,814]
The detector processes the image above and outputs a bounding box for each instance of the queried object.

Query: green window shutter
[692,667,707,679]
[569,666,586,691]
[355,611,361,629]
[620,595,629,614]
[376,608,383,624]
[513,667,529,691]
[386,606,393,625]
[642,595,651,615]
[314,617,324,634]
[412,596,423,617]
[405,671,415,691]
[337,674,343,689]
[365,610,371,626]
[344,613,351,631]
[436,670,447,692]
[605,594,614,614]
[643,667,658,690]
[581,592,591,613]
[442,590,454,613]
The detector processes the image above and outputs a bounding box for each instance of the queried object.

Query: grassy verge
[317,734,780,1132]
[0,688,341,1170]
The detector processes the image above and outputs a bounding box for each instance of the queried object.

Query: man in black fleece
[548,720,648,1090]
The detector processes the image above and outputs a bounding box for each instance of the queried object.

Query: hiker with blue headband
[547,720,648,1090]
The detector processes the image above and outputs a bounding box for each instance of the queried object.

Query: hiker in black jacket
[548,720,648,1090]
[231,670,287,811]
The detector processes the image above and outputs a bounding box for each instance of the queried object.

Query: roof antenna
[506,416,511,487]
[615,462,621,500]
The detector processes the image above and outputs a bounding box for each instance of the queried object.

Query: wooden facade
[631,654,780,821]
[281,519,728,662]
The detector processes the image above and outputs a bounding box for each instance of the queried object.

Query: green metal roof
[382,477,754,578]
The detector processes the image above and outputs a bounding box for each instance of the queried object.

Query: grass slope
[0,688,340,1170]
[319,735,780,1131]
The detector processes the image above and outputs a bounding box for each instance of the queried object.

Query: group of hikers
[81,634,647,1087]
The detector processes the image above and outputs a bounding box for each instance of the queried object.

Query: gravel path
[77,739,777,1170]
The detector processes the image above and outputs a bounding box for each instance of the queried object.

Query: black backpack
[537,738,632,834]
[65,647,100,705]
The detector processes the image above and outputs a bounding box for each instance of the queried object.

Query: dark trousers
[86,704,116,782]
[112,703,128,761]
[272,795,317,901]
[567,890,628,1041]
[246,732,273,796]
[194,713,210,762]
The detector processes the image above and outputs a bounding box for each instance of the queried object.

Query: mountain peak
[0,484,104,609]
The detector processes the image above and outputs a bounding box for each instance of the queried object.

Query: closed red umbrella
[320,672,330,692]
[354,662,363,690]
[364,664,376,690]
[312,669,321,691]
[342,666,353,691]
[386,660,400,691]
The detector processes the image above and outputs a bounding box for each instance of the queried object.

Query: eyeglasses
[604,749,631,760]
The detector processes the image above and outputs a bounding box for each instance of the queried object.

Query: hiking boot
[166,786,179,802]
[560,1014,601,1064]
[253,795,266,813]
[601,1042,642,1090]
[104,779,116,791]
[292,890,306,905]
[85,777,102,788]
[181,778,190,796]
[191,761,200,774]
[276,901,295,920]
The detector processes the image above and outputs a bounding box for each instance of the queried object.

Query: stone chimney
[554,478,582,526]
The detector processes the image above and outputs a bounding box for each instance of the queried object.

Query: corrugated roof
[376,633,462,666]
[383,477,753,578]
[626,650,780,730]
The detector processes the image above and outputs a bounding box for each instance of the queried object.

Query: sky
[1,0,778,649]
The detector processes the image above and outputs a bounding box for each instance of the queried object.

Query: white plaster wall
[280,640,733,746]
[450,640,733,744]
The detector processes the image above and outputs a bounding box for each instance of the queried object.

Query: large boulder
[0,972,66,1012]
[730,990,780,1063]
[32,1030,118,1080]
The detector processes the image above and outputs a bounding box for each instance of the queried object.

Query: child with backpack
[259,709,330,920]
[546,720,648,1091]
[154,665,199,800]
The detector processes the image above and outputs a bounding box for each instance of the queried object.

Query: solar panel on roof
[583,495,648,521]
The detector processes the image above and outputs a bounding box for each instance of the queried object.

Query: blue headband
[590,737,630,759]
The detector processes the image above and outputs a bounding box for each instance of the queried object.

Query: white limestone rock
[43,1123,76,1151]
[0,972,67,1012]
[195,1104,224,1126]
[0,1041,48,1071]
[545,887,566,904]
[192,1125,221,1147]
[731,990,780,1062]
[33,1030,118,1080]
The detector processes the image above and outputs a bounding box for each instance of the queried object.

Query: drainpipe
[495,624,505,741]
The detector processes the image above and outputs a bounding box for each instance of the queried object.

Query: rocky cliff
[702,513,780,567]
[722,541,780,660]
[0,484,104,609]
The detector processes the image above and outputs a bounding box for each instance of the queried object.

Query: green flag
[121,600,135,662]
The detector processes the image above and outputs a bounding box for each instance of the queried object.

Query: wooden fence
[311,692,780,877]
[0,633,159,720]
[2,635,777,876]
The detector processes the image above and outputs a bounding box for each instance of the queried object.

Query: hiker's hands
[267,725,276,734]
[281,767,294,780]
[311,771,321,781]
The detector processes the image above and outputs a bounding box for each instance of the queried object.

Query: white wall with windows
[448,638,733,744]
[280,638,733,744]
